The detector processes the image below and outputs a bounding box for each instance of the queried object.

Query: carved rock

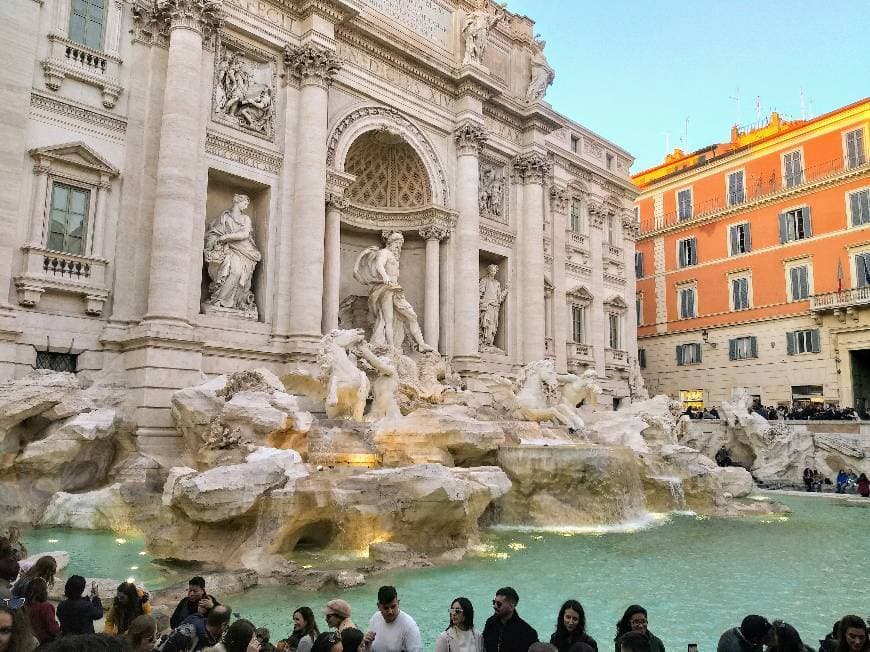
[40,483,134,531]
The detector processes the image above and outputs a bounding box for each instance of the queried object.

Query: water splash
[488,512,670,535]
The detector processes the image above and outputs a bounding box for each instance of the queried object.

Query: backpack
[155,622,199,652]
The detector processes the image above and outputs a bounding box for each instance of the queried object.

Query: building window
[729,223,752,255]
[789,265,810,301]
[855,253,870,287]
[678,286,696,319]
[849,189,870,226]
[844,128,866,169]
[636,294,643,325]
[608,313,621,349]
[727,171,745,205]
[571,305,585,343]
[635,251,644,278]
[783,150,803,188]
[677,188,693,220]
[677,237,697,267]
[728,336,758,360]
[606,153,614,170]
[786,329,821,355]
[676,343,702,366]
[731,276,750,311]
[778,206,812,243]
[69,0,106,50]
[35,351,79,373]
[570,198,584,232]
[47,182,90,255]
[638,348,646,369]
[570,135,579,153]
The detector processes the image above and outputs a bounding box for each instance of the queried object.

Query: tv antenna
[755,96,762,122]
[800,87,806,120]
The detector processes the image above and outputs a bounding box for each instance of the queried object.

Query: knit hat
[324,599,351,619]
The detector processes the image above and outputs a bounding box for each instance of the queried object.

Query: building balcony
[14,245,109,315]
[603,243,623,261]
[605,347,630,369]
[566,230,588,252]
[566,341,594,367]
[810,286,870,318]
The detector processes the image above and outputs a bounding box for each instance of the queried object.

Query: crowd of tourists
[680,404,863,422]
[0,546,867,652]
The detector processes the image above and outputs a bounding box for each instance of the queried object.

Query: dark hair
[616,605,648,640]
[24,577,49,604]
[740,615,773,643]
[771,621,806,652]
[341,627,365,652]
[555,600,587,637]
[255,628,271,644]
[377,586,398,604]
[223,619,256,652]
[836,616,868,652]
[20,555,56,587]
[64,575,87,600]
[311,631,342,652]
[495,587,519,605]
[39,635,130,651]
[188,576,206,590]
[294,606,319,637]
[207,605,232,629]
[0,605,36,652]
[618,632,651,652]
[125,615,156,649]
[445,597,475,632]
[110,582,144,635]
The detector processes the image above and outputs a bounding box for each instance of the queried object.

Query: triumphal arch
[0,0,639,445]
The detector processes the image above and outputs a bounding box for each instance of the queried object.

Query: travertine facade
[0,0,638,448]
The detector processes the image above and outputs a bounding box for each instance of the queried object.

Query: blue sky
[505,1,869,173]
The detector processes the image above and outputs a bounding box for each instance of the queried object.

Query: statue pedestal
[201,303,258,321]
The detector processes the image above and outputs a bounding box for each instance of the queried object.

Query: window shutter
[750,336,758,358]
[678,242,686,267]
[811,329,821,353]
[744,224,752,252]
[786,331,795,355]
[690,239,697,264]
[852,192,862,226]
[676,345,683,365]
[728,339,736,360]
[696,343,702,363]
[729,226,738,255]
[858,255,869,288]
[741,279,749,308]
[687,289,695,317]
[778,213,788,243]
[803,206,813,237]
[789,267,799,300]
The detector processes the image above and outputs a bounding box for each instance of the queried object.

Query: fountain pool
[25,494,870,651]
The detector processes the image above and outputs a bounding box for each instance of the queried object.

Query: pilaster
[550,185,570,372]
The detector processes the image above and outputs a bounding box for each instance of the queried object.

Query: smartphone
[688,644,698,652]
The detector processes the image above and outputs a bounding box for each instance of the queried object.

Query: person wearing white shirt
[435,597,484,652]
[363,586,422,652]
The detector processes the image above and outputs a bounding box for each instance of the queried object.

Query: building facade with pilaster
[0,0,638,451]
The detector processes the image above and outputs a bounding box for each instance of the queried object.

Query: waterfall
[651,475,687,511]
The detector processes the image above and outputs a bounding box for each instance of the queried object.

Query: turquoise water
[26,494,870,651]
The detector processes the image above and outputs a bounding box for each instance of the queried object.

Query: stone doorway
[850,349,870,415]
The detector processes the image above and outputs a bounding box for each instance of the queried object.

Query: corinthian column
[514,152,552,362]
[453,122,487,363]
[284,44,341,347]
[419,225,449,350]
[322,192,348,333]
[144,0,221,326]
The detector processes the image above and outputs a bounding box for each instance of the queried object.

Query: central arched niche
[344,130,432,208]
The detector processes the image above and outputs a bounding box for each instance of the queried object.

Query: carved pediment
[605,294,628,312]
[29,142,119,176]
[567,285,593,304]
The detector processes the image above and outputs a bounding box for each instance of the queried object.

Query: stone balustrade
[566,230,588,251]
[605,347,629,369]
[566,341,594,367]
[14,245,109,314]
[603,242,623,260]
[41,34,123,108]
[810,286,870,312]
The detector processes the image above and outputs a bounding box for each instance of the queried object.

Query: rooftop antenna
[755,96,762,122]
[800,87,806,120]
[681,116,689,151]
[728,86,741,125]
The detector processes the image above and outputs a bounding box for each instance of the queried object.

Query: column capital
[326,192,349,210]
[587,200,614,229]
[32,158,51,175]
[454,122,487,156]
[419,225,450,242]
[284,43,342,87]
[154,0,222,37]
[512,152,551,184]
[549,185,570,214]
[621,209,640,240]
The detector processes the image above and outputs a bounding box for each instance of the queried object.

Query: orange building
[633,98,870,411]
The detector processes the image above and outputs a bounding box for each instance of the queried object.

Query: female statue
[203,193,261,318]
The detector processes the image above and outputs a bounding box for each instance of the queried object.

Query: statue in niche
[478,164,504,219]
[526,36,555,102]
[214,48,275,137]
[353,232,434,353]
[479,263,509,352]
[203,193,261,319]
[462,0,506,66]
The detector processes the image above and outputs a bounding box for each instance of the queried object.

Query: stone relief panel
[359,0,452,49]
[213,35,277,140]
[479,161,507,224]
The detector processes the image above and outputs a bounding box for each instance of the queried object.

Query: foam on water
[488,511,670,535]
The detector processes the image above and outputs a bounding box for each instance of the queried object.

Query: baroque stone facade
[0,0,638,442]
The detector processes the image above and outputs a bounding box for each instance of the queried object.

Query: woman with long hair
[103,582,150,635]
[550,600,597,652]
[11,556,56,599]
[435,597,483,652]
[768,621,813,652]
[279,607,320,652]
[124,615,157,652]
[0,604,38,652]
[614,606,664,652]
[23,578,59,644]
[835,616,868,652]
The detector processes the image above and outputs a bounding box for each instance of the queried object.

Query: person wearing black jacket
[482,587,538,652]
[550,600,597,652]
[169,576,220,629]
[56,575,104,636]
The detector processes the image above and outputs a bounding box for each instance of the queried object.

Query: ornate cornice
[205,130,282,174]
[154,0,223,38]
[30,92,128,135]
[455,122,487,156]
[549,185,570,214]
[284,43,342,86]
[512,152,551,184]
[296,0,353,22]
[341,203,456,233]
[480,224,515,248]
[419,225,450,242]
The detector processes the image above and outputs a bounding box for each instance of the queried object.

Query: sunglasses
[492,600,504,607]
[449,608,464,613]
[1,598,25,610]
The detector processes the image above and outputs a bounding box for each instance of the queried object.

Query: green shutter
[744,224,752,252]
[786,332,796,355]
[676,345,683,365]
[750,336,758,358]
[728,339,736,360]
[778,213,788,243]
[810,329,821,353]
[803,206,813,237]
